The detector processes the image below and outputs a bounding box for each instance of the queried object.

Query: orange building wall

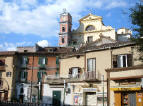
[26,56,57,82]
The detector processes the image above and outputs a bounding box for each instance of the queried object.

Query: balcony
[68,71,101,82]
[0,66,5,71]
[21,64,27,68]
[39,64,47,69]
[44,71,101,84]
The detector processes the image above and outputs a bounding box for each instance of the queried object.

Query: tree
[130,2,143,60]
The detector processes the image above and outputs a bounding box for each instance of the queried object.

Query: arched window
[62,27,65,32]
[62,37,65,43]
[85,25,95,31]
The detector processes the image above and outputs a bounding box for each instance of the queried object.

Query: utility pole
[102,75,104,106]
[30,54,34,102]
[63,80,66,105]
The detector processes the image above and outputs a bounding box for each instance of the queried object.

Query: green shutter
[20,71,23,79]
[45,57,47,64]
[37,71,43,82]
[56,57,59,64]
[26,57,29,64]
[20,57,22,64]
[38,57,42,65]
[25,71,28,80]
[43,71,47,75]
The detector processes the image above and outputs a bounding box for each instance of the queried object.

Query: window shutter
[25,71,28,80]
[127,54,132,67]
[37,71,41,82]
[26,57,29,64]
[87,59,90,71]
[113,55,117,68]
[38,57,42,65]
[45,57,47,64]
[92,59,96,71]
[69,68,72,74]
[56,57,59,64]
[43,71,47,75]
[20,71,23,79]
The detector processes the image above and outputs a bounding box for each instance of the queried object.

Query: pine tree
[130,3,143,60]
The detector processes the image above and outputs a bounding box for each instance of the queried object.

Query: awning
[110,87,141,91]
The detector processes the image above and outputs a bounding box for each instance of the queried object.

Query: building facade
[0,52,17,101]
[15,46,71,103]
[41,11,137,106]
[59,11,132,47]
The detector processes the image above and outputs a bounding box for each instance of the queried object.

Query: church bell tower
[59,9,72,47]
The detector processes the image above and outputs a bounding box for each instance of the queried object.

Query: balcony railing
[21,64,28,68]
[45,71,101,83]
[68,71,101,81]
[39,64,47,69]
[0,66,5,71]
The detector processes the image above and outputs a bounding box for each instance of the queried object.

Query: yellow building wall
[60,56,84,78]
[73,14,116,43]
[1,56,14,100]
[86,50,112,79]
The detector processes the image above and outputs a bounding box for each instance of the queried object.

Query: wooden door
[114,92,121,106]
[136,92,143,106]
[52,91,61,106]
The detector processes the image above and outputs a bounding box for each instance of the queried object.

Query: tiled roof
[79,41,135,52]
[0,51,16,56]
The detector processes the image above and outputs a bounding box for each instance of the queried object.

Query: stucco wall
[0,56,14,100]
[110,69,143,78]
[86,50,112,79]
[60,56,84,78]
[73,14,116,43]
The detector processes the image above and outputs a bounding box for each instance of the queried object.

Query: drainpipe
[63,80,66,105]
[107,47,112,106]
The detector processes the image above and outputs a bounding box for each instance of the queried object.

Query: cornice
[72,29,114,35]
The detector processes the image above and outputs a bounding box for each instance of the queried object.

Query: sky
[0,0,141,51]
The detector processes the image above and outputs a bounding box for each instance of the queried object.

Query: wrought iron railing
[45,71,101,81]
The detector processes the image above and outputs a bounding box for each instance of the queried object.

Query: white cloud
[37,40,49,47]
[0,41,32,51]
[105,1,127,9]
[0,0,128,37]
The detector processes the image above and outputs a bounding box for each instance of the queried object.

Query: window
[21,56,28,65]
[62,27,65,32]
[113,54,132,68]
[62,37,65,43]
[0,79,3,87]
[6,72,12,77]
[87,36,93,43]
[85,25,95,31]
[37,70,47,82]
[38,57,47,65]
[87,58,96,72]
[69,67,80,78]
[20,88,24,94]
[0,60,5,66]
[20,70,28,81]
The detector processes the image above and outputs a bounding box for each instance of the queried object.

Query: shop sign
[83,88,97,92]
[110,87,141,91]
[137,93,143,97]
